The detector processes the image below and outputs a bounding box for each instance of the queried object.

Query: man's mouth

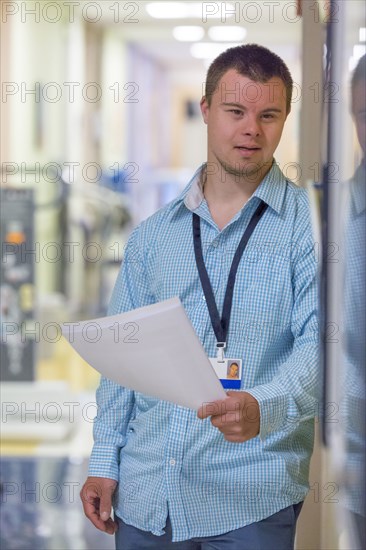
[235,146,261,151]
[235,146,261,157]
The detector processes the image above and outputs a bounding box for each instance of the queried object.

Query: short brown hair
[205,44,293,114]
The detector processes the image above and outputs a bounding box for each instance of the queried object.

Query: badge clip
[216,342,226,363]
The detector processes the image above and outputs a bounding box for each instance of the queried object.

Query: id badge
[209,357,242,390]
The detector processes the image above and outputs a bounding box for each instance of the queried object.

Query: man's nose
[241,115,261,137]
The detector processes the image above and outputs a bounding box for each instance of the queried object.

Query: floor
[0,456,115,550]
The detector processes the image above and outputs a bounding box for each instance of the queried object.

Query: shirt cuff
[88,443,121,481]
[246,384,288,441]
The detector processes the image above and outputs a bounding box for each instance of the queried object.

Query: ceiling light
[353,44,366,60]
[173,26,205,42]
[349,43,366,71]
[190,42,241,60]
[146,2,234,19]
[208,26,247,41]
[146,2,190,19]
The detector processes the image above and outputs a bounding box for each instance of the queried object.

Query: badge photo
[209,358,242,389]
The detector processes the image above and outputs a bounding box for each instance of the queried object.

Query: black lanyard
[192,200,268,354]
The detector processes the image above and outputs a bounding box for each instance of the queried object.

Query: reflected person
[342,53,366,549]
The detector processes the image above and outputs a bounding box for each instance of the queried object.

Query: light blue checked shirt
[343,160,366,516]
[89,161,319,542]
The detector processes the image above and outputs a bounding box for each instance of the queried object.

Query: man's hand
[80,476,118,534]
[197,391,260,442]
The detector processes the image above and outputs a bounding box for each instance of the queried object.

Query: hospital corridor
[0,1,365,549]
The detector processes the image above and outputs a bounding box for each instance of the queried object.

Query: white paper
[62,297,226,410]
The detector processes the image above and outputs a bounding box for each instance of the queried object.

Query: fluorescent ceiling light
[191,42,241,60]
[349,43,366,71]
[146,2,234,19]
[360,27,366,42]
[353,44,366,60]
[146,2,189,19]
[208,26,247,42]
[173,26,205,42]
[349,57,358,72]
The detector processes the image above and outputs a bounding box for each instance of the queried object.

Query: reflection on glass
[342,53,366,547]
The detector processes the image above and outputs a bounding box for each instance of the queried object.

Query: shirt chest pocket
[234,253,292,316]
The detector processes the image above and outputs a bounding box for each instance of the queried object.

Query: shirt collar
[170,161,287,215]
[253,161,287,214]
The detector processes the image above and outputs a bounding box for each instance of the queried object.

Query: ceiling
[98,1,303,70]
[94,1,365,72]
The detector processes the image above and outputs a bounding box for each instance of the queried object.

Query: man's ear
[200,96,209,124]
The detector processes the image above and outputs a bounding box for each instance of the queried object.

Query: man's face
[229,363,239,377]
[352,79,366,154]
[200,69,288,182]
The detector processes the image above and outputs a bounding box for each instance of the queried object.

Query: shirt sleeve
[88,226,155,480]
[247,230,320,441]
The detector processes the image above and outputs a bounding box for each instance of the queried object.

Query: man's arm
[249,231,319,439]
[199,229,319,442]
[81,226,155,531]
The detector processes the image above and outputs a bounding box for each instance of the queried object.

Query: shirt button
[202,295,206,301]
[169,459,176,466]
[212,241,219,248]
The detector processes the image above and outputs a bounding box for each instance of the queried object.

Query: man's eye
[262,114,275,119]
[229,109,243,116]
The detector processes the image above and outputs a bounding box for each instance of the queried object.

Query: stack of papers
[62,297,226,410]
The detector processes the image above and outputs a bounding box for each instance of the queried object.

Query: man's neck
[201,160,272,230]
[202,160,272,207]
[203,177,255,207]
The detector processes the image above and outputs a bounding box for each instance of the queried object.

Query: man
[342,53,366,548]
[351,53,366,155]
[81,44,319,549]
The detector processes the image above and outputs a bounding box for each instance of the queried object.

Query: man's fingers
[83,499,102,525]
[99,493,113,522]
[80,477,118,535]
[82,492,117,534]
[210,410,240,427]
[198,400,234,419]
[199,393,260,442]
[86,505,113,532]
[81,496,106,530]
[198,396,243,419]
[198,401,219,419]
[80,481,100,504]
[105,517,118,534]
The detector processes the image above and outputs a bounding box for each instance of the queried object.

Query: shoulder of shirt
[272,166,313,245]
[271,164,312,216]
[125,166,202,251]
[286,178,311,210]
[286,180,315,250]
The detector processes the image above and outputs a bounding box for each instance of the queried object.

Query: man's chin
[219,159,270,182]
